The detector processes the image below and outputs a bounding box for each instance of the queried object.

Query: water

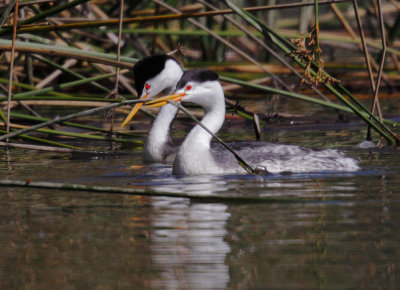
[1,118,400,288]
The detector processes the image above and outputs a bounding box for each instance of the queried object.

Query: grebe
[146,69,360,175]
[121,55,183,163]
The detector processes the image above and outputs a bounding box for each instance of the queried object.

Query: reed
[223,0,399,144]
[0,99,144,142]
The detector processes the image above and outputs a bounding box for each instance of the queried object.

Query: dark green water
[1,117,400,288]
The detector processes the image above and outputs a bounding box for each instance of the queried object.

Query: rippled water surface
[1,119,400,288]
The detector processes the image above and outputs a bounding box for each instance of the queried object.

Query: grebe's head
[121,55,183,127]
[146,69,223,111]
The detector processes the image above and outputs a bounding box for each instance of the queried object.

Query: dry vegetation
[0,0,399,152]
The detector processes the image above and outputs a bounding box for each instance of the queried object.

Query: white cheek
[140,89,148,98]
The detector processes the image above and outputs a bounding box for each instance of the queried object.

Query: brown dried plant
[289,25,339,87]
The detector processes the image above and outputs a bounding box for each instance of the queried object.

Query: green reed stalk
[32,55,110,93]
[11,72,125,99]
[7,125,142,144]
[0,129,81,149]
[22,0,90,25]
[0,78,71,98]
[0,95,122,102]
[9,112,143,138]
[0,99,143,141]
[0,0,17,28]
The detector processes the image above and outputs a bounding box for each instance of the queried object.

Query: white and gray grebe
[147,69,360,175]
[121,55,183,163]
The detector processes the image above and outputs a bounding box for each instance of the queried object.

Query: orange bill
[121,93,148,127]
[145,92,186,107]
[147,101,168,108]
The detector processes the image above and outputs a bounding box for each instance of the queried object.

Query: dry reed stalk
[6,0,18,139]
[0,0,63,9]
[0,41,135,68]
[36,58,77,88]
[335,2,378,92]
[389,0,400,10]
[1,100,118,108]
[0,141,78,152]
[203,0,335,104]
[104,0,125,132]
[154,0,290,93]
[370,0,385,122]
[0,1,353,35]
[90,3,120,45]
[198,0,293,93]
[0,121,141,144]
[113,0,124,96]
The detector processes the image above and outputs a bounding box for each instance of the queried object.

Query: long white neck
[144,103,178,162]
[173,86,226,174]
[143,59,183,163]
[184,103,225,148]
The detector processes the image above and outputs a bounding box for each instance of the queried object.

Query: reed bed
[1,0,399,155]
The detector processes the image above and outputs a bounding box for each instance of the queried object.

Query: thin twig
[366,0,393,142]
[351,0,376,92]
[113,0,124,95]
[106,0,125,130]
[6,0,18,140]
[371,0,385,122]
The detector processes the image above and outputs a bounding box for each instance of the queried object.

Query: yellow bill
[147,101,168,108]
[145,92,186,107]
[121,93,149,128]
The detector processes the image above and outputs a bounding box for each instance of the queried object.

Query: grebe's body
[153,69,360,175]
[122,55,183,163]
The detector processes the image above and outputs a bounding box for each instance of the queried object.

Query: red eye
[145,83,151,91]
[186,84,192,90]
